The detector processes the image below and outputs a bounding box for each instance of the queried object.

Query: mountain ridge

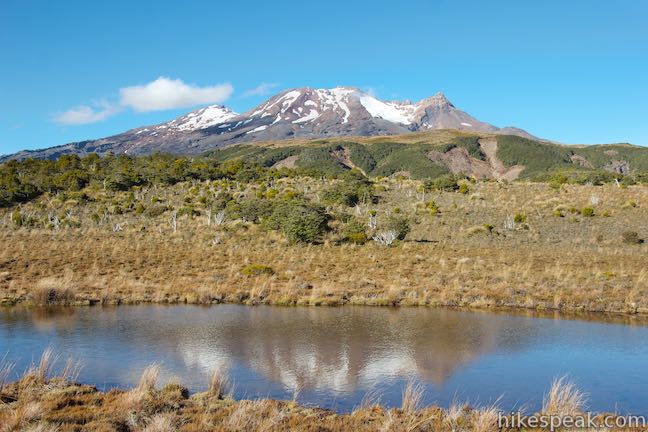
[2,87,540,162]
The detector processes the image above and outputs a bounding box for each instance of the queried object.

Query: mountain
[2,87,539,161]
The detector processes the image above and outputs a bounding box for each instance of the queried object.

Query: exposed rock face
[2,87,537,161]
[570,154,594,168]
[427,147,493,179]
[426,138,526,180]
[605,160,631,174]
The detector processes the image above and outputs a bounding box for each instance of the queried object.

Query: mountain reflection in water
[2,305,647,413]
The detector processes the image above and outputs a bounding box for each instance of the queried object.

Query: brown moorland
[1,179,647,315]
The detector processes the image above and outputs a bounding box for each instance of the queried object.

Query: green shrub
[385,215,410,240]
[135,203,145,215]
[426,201,440,215]
[346,232,368,244]
[10,209,23,227]
[513,213,527,223]
[266,200,328,243]
[145,205,169,217]
[241,264,275,276]
[237,198,273,223]
[177,206,200,218]
[581,207,595,217]
[343,218,368,244]
[425,174,461,192]
[321,180,372,207]
[458,183,469,194]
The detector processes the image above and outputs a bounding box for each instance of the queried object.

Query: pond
[1,305,646,414]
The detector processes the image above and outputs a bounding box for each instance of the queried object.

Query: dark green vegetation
[207,134,648,182]
[4,133,648,211]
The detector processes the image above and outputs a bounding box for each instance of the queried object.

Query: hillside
[206,130,648,181]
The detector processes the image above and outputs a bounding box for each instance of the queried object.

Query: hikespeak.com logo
[498,412,646,431]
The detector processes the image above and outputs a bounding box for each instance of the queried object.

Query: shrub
[11,209,22,227]
[266,200,328,243]
[321,180,372,207]
[425,174,461,192]
[145,205,169,217]
[513,213,527,223]
[135,203,145,214]
[385,215,410,240]
[237,198,273,223]
[622,231,643,244]
[458,183,469,194]
[372,230,398,246]
[581,207,595,217]
[177,206,200,218]
[346,232,368,244]
[426,201,440,215]
[343,218,368,244]
[241,264,275,276]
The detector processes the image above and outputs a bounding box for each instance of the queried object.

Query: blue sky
[1,0,647,155]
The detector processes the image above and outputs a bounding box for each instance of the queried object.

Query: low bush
[385,215,410,240]
[241,264,275,276]
[321,179,373,207]
[342,218,368,244]
[426,201,440,215]
[622,231,643,244]
[581,207,595,217]
[265,200,328,243]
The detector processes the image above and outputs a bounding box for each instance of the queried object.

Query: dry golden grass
[0,363,642,432]
[542,376,588,416]
[1,181,647,316]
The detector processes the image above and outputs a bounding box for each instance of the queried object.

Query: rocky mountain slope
[2,87,538,161]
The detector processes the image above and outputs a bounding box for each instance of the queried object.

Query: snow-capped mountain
[2,87,537,161]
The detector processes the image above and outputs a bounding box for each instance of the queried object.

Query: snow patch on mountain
[167,105,238,131]
[359,96,414,125]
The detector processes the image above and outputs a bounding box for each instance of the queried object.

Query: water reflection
[1,305,647,413]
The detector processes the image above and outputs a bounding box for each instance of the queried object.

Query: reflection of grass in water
[0,353,597,432]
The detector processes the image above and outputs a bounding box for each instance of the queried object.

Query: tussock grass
[0,364,636,432]
[542,376,588,416]
[0,358,14,396]
[1,181,647,316]
[208,368,230,400]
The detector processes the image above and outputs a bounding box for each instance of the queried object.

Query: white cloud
[120,77,233,112]
[242,82,279,97]
[53,77,234,125]
[53,100,122,125]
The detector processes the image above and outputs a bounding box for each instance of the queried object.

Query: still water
[1,305,646,413]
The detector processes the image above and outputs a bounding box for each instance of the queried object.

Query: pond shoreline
[0,368,633,432]
[3,295,648,326]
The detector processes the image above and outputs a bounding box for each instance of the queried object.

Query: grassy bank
[1,180,648,315]
[0,352,630,432]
